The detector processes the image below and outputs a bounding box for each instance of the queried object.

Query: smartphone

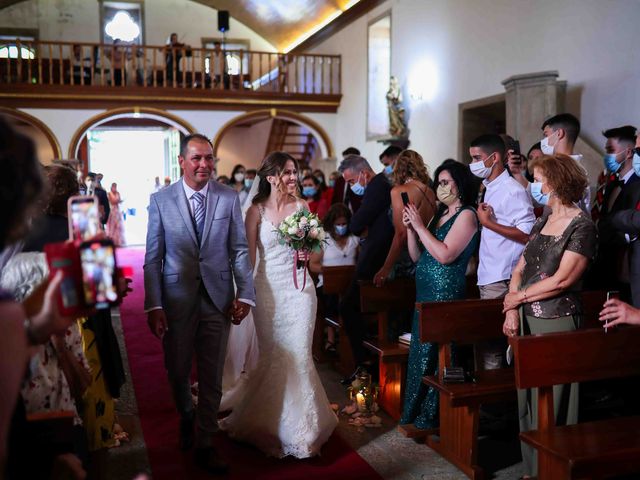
[511,140,521,156]
[68,195,101,242]
[401,192,410,205]
[44,240,83,316]
[79,238,119,309]
[605,291,620,333]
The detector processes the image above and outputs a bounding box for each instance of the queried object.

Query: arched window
[0,44,35,59]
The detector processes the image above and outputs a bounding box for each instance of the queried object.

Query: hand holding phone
[605,291,620,332]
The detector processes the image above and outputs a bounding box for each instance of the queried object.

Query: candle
[356,393,366,412]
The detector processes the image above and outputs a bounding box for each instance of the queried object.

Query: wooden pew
[511,326,640,479]
[359,278,415,421]
[417,290,607,480]
[319,265,356,375]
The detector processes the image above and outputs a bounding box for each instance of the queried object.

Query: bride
[219,152,338,458]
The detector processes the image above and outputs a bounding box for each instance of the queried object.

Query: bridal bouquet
[276,209,326,290]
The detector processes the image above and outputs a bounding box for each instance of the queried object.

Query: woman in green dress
[501,154,597,479]
[399,160,480,430]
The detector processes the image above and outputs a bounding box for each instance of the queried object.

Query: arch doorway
[212,109,334,181]
[0,107,62,164]
[69,107,195,245]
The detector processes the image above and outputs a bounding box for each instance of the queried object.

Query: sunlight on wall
[407,59,439,103]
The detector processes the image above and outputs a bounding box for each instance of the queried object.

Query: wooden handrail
[0,39,341,95]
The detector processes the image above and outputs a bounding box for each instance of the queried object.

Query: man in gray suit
[144,134,255,474]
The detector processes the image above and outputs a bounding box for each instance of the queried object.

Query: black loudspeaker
[218,11,229,32]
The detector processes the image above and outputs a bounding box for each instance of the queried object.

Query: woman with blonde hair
[373,149,436,286]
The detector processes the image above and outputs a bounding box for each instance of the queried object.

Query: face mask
[234,173,245,183]
[603,152,623,174]
[531,181,549,205]
[633,152,640,177]
[328,179,335,188]
[469,153,495,179]
[436,184,457,206]
[302,186,317,198]
[335,225,348,236]
[540,132,557,155]
[384,164,393,175]
[350,182,365,196]
[244,178,254,189]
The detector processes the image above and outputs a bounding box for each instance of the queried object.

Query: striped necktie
[192,191,205,243]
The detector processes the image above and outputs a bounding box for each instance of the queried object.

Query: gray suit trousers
[163,285,230,440]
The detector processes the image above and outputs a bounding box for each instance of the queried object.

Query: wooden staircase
[265,119,319,168]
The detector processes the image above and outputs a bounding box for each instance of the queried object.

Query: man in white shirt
[471,134,536,295]
[470,134,536,367]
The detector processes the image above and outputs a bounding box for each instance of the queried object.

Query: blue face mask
[603,152,622,173]
[335,224,348,236]
[328,179,335,188]
[350,182,365,196]
[531,181,549,205]
[244,178,254,189]
[302,186,317,198]
[633,153,640,177]
[384,164,393,175]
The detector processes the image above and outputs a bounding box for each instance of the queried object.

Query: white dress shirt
[478,170,535,286]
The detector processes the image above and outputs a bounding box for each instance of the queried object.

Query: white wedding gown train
[219,205,337,458]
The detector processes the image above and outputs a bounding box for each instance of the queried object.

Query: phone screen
[69,196,100,242]
[80,240,118,308]
[401,192,409,205]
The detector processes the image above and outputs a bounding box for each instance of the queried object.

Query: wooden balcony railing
[0,39,342,96]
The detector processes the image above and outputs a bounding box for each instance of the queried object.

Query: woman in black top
[501,153,597,479]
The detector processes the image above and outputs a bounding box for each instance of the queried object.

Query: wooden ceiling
[0,0,361,52]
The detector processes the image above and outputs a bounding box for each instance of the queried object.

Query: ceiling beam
[288,0,388,54]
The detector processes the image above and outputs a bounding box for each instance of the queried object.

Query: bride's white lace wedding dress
[219,204,338,458]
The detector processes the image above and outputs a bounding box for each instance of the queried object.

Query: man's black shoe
[194,447,229,475]
[179,414,195,451]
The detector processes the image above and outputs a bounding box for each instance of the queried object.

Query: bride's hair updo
[252,151,299,204]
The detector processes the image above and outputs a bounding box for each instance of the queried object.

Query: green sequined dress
[399,206,479,429]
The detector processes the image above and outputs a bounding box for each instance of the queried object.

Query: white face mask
[234,172,245,183]
[470,152,496,179]
[540,132,557,155]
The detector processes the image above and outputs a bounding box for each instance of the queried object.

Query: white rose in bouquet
[310,219,318,227]
[309,228,319,239]
[287,226,298,235]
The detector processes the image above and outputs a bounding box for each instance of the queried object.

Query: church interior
[1,0,640,479]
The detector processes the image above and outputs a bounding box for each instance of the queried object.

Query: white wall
[308,0,640,175]
[217,119,273,175]
[0,0,276,51]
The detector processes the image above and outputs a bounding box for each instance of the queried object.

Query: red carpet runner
[117,247,383,479]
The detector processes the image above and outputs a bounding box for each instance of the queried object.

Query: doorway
[87,127,180,245]
[458,94,506,163]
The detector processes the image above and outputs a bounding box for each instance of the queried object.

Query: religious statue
[386,76,407,138]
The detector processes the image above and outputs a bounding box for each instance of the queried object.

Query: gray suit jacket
[143,178,255,316]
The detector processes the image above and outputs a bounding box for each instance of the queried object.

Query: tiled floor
[109,311,523,479]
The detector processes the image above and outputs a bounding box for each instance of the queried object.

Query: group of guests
[0,118,132,480]
[325,113,640,479]
[215,162,340,220]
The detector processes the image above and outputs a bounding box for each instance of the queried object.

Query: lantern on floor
[352,369,376,414]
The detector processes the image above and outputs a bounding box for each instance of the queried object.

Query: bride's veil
[241,174,260,219]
